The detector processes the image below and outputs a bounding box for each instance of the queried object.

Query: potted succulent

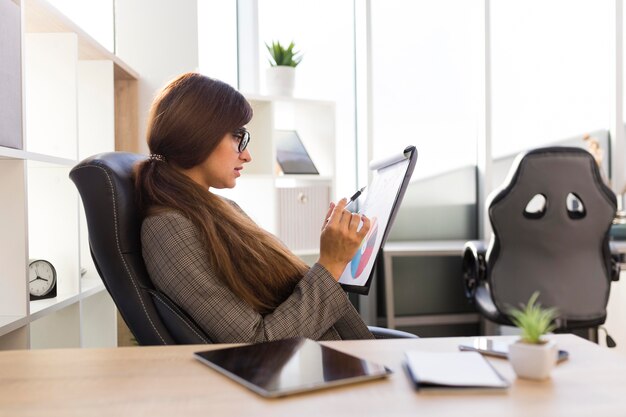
[265,40,302,96]
[507,291,559,380]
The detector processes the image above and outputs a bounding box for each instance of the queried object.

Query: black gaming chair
[70,152,415,345]
[462,147,620,341]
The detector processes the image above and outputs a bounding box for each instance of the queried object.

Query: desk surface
[1,334,625,417]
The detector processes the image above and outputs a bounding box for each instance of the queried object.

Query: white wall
[197,0,238,87]
[115,0,199,153]
[47,0,115,52]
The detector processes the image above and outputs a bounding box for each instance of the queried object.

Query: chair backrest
[70,152,211,345]
[486,147,616,327]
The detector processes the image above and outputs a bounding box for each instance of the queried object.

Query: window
[197,0,238,87]
[370,0,481,180]
[258,0,357,196]
[491,0,613,159]
[369,0,481,240]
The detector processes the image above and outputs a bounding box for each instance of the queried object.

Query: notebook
[194,337,392,397]
[405,350,510,391]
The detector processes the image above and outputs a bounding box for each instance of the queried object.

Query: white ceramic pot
[508,339,558,380]
[265,66,295,96]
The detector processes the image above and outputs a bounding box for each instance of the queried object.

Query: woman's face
[184,131,252,189]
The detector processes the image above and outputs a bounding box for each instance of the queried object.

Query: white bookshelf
[0,0,138,349]
[214,95,336,253]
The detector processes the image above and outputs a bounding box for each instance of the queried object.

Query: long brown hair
[135,73,308,314]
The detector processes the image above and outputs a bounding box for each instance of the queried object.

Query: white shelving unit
[0,0,138,350]
[214,94,336,254]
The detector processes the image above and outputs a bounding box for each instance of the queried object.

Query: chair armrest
[462,240,488,299]
[367,326,418,339]
[610,242,624,282]
[611,253,622,282]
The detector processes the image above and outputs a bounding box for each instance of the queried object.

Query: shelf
[0,147,77,166]
[0,0,133,350]
[275,175,333,187]
[229,173,275,181]
[244,93,333,106]
[0,315,29,337]
[24,0,138,80]
[80,275,106,298]
[29,291,81,320]
[0,146,28,160]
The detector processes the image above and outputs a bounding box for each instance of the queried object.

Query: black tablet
[194,337,391,398]
[458,337,569,363]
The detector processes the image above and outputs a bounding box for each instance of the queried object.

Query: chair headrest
[74,152,146,253]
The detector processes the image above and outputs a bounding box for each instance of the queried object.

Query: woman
[135,73,374,343]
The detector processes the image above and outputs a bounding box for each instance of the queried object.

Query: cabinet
[378,241,478,328]
[0,0,138,350]
[214,95,336,255]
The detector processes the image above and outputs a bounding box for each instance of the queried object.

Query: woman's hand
[318,198,371,280]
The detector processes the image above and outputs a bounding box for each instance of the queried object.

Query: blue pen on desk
[345,186,366,210]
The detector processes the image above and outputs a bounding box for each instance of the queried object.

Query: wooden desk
[1,334,625,417]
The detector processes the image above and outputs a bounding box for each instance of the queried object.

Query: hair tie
[149,153,166,162]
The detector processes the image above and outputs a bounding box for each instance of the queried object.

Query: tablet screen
[275,130,319,175]
[194,337,391,397]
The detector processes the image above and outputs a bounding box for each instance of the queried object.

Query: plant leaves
[508,291,558,344]
[265,40,302,67]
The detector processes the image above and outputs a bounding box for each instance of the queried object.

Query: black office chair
[462,147,620,342]
[70,152,415,345]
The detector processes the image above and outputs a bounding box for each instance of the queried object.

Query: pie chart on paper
[350,217,378,279]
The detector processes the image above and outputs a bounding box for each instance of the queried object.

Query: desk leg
[384,253,396,329]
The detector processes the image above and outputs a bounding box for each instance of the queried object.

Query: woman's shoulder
[219,196,243,211]
[141,209,206,258]
[144,207,188,222]
[142,208,197,235]
[217,196,250,219]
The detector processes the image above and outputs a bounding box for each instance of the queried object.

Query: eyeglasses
[233,128,251,153]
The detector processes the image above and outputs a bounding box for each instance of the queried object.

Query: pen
[345,186,366,209]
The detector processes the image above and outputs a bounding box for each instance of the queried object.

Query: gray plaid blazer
[141,210,374,343]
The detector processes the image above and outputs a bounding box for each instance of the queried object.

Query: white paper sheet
[405,351,509,388]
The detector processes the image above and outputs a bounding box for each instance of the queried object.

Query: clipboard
[339,145,418,294]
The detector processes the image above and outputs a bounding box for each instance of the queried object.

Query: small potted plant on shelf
[507,291,559,380]
[265,40,302,96]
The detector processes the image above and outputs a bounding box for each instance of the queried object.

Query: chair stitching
[150,293,210,343]
[72,164,167,344]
